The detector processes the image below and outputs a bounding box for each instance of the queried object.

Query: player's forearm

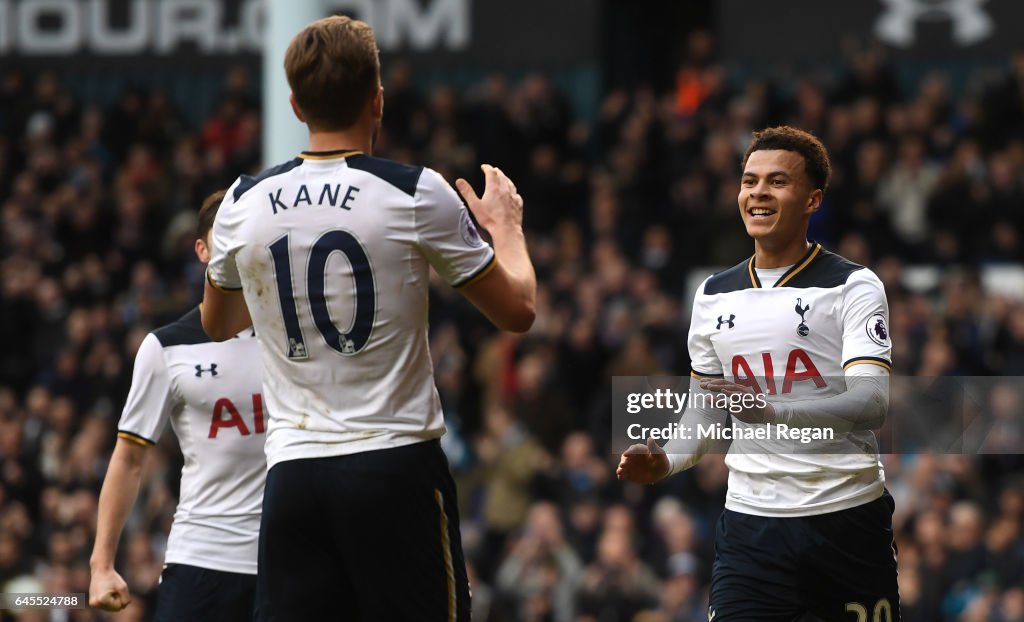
[489,224,536,323]
[90,444,145,569]
[770,375,888,432]
[201,280,252,341]
[663,407,726,476]
[663,379,728,476]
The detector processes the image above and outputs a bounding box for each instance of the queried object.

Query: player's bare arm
[89,438,147,612]
[456,164,537,333]
[201,280,252,341]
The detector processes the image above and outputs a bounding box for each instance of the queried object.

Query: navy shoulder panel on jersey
[346,155,423,197]
[782,248,865,289]
[704,246,865,294]
[233,157,304,201]
[703,259,754,295]
[153,307,212,348]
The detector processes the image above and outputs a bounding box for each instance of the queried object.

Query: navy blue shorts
[255,440,470,622]
[709,491,900,621]
[154,563,256,622]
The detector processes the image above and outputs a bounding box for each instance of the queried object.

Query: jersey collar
[747,241,822,288]
[298,149,363,160]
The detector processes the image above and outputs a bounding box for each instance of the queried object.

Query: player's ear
[289,93,306,123]
[195,238,210,264]
[806,188,822,214]
[371,85,383,120]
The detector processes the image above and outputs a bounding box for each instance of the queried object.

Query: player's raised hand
[616,437,669,485]
[700,378,776,424]
[455,164,524,232]
[89,566,131,612]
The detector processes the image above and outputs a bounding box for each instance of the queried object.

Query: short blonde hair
[284,15,380,131]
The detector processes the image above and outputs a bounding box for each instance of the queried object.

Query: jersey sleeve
[841,269,892,373]
[413,168,496,288]
[688,278,724,378]
[206,178,245,292]
[664,375,729,475]
[117,333,176,446]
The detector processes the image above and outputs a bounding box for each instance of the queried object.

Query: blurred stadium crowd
[2,32,1024,621]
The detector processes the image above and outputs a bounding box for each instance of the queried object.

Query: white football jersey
[689,242,892,516]
[207,151,495,468]
[117,307,265,574]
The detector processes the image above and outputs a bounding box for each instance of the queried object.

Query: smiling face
[738,149,821,249]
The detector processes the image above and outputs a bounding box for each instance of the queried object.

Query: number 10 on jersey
[268,230,376,359]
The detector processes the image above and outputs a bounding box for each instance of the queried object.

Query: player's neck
[306,128,373,155]
[753,238,811,268]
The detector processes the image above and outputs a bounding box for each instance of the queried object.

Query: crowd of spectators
[1,32,1024,621]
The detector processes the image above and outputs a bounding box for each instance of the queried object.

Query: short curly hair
[741,126,831,192]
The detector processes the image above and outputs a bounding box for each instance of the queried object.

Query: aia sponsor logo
[208,394,266,438]
[731,349,825,395]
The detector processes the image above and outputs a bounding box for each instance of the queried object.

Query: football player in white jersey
[618,126,899,621]
[89,190,266,621]
[201,16,536,622]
